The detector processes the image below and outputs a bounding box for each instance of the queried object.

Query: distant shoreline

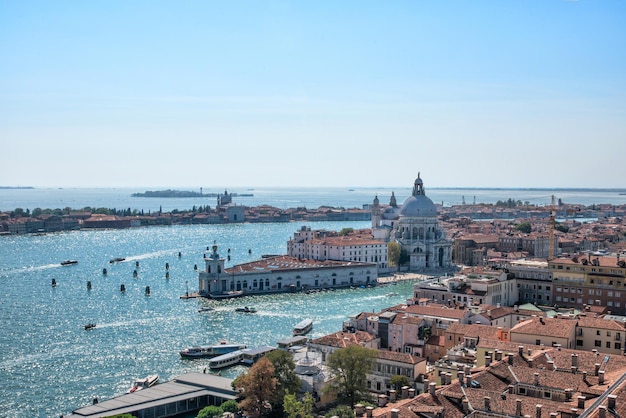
[0,186,34,189]
[131,189,254,198]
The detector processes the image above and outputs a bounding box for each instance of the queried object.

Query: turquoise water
[0,220,420,418]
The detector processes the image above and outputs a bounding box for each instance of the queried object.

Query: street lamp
[186,280,189,298]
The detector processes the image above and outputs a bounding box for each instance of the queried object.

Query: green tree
[324,405,354,418]
[32,208,43,217]
[399,248,410,266]
[265,349,301,402]
[283,392,314,418]
[197,405,224,418]
[221,399,239,414]
[324,345,377,407]
[387,242,401,269]
[514,222,532,233]
[233,357,278,418]
[339,228,354,236]
[389,375,411,394]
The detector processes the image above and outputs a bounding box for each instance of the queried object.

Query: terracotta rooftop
[224,255,375,274]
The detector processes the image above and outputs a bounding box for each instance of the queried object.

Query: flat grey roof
[67,373,236,418]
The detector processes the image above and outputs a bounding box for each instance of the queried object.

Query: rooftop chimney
[599,370,605,385]
[516,399,522,417]
[595,363,601,376]
[508,354,514,365]
[577,396,586,409]
[495,350,502,361]
[366,406,373,418]
[536,404,542,418]
[389,389,396,402]
[462,398,470,414]
[377,394,388,407]
[572,354,578,368]
[429,382,437,396]
[458,371,465,386]
[534,372,540,386]
[528,358,534,368]
[408,388,415,398]
[401,386,409,399]
[390,408,399,418]
[484,396,491,411]
[355,404,364,416]
[519,346,524,356]
[608,394,617,409]
[571,408,578,418]
[599,405,607,418]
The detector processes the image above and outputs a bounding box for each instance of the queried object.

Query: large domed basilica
[371,174,453,271]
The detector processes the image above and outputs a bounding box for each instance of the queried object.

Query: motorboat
[179,342,247,359]
[60,260,78,266]
[109,257,126,263]
[126,374,159,393]
[235,306,257,313]
[198,307,215,313]
[293,319,313,336]
[84,323,96,330]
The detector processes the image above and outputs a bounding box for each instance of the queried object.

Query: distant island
[0,186,34,189]
[131,189,253,198]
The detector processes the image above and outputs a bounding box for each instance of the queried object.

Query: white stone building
[371,174,453,271]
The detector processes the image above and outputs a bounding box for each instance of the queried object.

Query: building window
[597,330,601,336]
[595,340,602,347]
[536,339,541,345]
[577,340,583,346]
[607,341,611,348]
[616,342,622,350]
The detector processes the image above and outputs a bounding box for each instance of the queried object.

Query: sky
[1,1,625,189]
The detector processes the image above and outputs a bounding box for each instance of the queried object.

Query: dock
[66,373,236,418]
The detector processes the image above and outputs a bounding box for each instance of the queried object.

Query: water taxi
[293,319,313,336]
[126,374,159,393]
[60,260,78,266]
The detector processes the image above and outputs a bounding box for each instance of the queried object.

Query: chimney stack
[534,372,539,386]
[408,388,415,398]
[390,409,399,418]
[508,354,514,365]
[547,360,554,370]
[389,389,396,402]
[366,407,373,418]
[599,370,605,385]
[528,358,534,368]
[577,396,586,409]
[462,398,469,414]
[401,386,409,399]
[377,394,388,407]
[429,382,437,396]
[599,405,607,418]
[608,394,617,409]
[486,351,493,367]
[536,404,542,418]
[595,363,601,376]
[572,353,578,368]
[466,373,471,387]
[571,408,578,418]
[484,396,491,411]
[516,399,522,417]
[495,350,502,361]
[518,346,524,356]
[355,404,364,416]
[458,371,465,385]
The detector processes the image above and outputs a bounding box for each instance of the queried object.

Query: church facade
[371,174,453,271]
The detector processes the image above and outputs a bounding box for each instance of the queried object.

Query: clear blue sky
[1,1,625,188]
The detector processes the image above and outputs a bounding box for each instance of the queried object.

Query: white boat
[209,349,249,369]
[293,319,313,336]
[179,342,247,359]
[126,374,159,393]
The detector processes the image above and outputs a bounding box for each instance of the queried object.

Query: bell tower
[199,245,225,296]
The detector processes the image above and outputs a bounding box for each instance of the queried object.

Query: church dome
[399,174,438,218]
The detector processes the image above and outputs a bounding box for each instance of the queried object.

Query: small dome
[399,173,437,218]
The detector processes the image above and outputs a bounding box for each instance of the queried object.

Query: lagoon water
[1,187,625,417]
